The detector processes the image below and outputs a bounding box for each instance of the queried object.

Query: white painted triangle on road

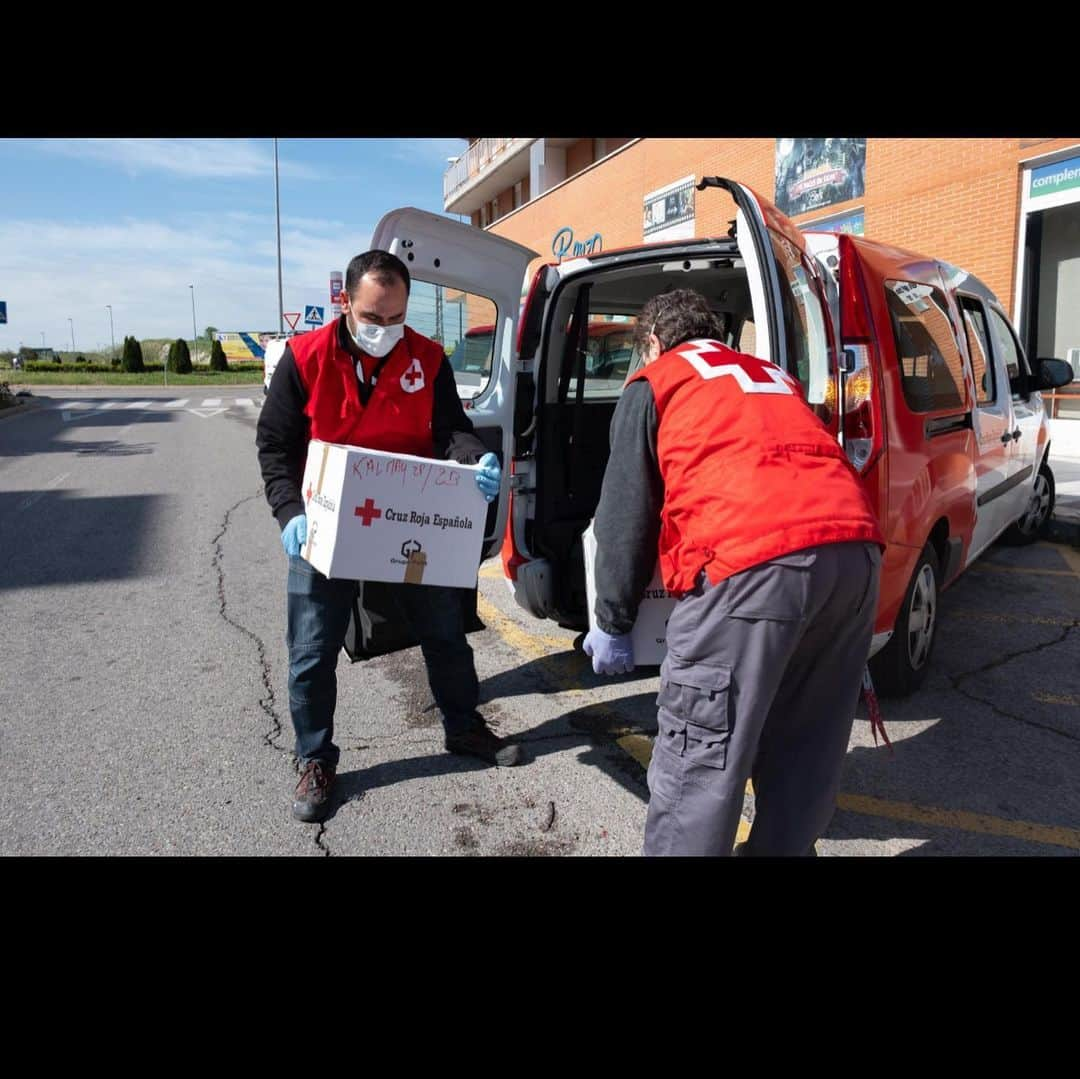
[186,408,228,419]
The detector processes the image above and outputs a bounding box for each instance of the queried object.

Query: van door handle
[1001,432,1013,443]
[1012,428,1022,440]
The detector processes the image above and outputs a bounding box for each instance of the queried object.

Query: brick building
[443,138,1080,387]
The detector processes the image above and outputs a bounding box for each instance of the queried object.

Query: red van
[368,178,1074,694]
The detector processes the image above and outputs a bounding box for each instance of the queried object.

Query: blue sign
[552,227,603,261]
[0,301,6,324]
[304,305,325,325]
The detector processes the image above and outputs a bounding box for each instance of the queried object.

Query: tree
[121,335,145,373]
[209,338,228,371]
[167,338,193,374]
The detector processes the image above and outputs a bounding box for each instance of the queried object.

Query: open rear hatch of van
[526,178,838,626]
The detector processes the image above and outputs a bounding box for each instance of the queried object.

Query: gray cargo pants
[643,541,881,857]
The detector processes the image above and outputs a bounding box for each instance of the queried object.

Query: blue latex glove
[475,452,501,502]
[583,627,634,675]
[281,514,308,557]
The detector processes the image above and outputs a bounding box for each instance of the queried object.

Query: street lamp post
[189,284,198,364]
[275,137,284,333]
[68,317,75,355]
[106,305,115,364]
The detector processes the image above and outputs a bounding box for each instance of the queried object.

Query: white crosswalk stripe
[52,395,261,419]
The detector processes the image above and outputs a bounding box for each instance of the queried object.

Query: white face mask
[351,319,404,358]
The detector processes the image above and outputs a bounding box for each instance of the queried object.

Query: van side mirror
[1037,357,1075,391]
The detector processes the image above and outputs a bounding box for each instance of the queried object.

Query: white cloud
[387,138,470,167]
[0,214,371,348]
[34,139,324,181]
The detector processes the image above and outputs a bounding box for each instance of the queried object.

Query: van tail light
[838,235,884,475]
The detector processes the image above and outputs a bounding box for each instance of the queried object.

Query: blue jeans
[286,556,480,765]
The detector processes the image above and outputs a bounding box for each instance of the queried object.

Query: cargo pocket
[655,654,732,776]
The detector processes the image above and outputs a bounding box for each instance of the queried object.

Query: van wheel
[869,543,940,698]
[999,462,1055,546]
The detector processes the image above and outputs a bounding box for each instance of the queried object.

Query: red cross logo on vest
[354,498,382,526]
[305,483,313,503]
[401,358,425,394]
[677,339,797,395]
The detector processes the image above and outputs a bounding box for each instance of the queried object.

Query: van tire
[869,543,940,698]
[999,461,1055,546]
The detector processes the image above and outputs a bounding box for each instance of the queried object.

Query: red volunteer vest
[629,339,884,593]
[290,320,443,456]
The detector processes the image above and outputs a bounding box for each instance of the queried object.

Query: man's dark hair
[633,288,724,355]
[345,250,411,296]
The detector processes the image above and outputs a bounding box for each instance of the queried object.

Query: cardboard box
[582,520,677,666]
[300,439,488,588]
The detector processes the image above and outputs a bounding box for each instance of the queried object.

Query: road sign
[0,301,7,324]
[304,305,324,326]
[284,312,301,330]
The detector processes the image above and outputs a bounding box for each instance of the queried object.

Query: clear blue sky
[0,138,468,352]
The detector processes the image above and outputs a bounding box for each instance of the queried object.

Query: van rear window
[885,281,967,413]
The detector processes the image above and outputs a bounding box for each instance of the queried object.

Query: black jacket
[255,316,488,530]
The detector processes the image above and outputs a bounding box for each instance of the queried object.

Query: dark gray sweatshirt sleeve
[255,345,309,530]
[592,380,664,635]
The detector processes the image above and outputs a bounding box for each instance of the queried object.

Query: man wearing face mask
[584,288,884,857]
[257,250,520,824]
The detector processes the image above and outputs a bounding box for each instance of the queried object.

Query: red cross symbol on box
[354,498,382,526]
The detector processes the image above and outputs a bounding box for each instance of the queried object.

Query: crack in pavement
[212,488,335,857]
[211,488,287,754]
[948,620,1080,742]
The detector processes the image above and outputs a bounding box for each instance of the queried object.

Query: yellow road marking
[946,609,1075,627]
[1032,692,1079,707]
[1038,541,1080,579]
[615,734,653,769]
[477,579,1079,852]
[476,592,574,654]
[1056,545,1080,579]
[835,793,1080,852]
[970,563,1079,578]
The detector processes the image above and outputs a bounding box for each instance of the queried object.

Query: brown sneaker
[445,721,522,767]
[292,760,336,822]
